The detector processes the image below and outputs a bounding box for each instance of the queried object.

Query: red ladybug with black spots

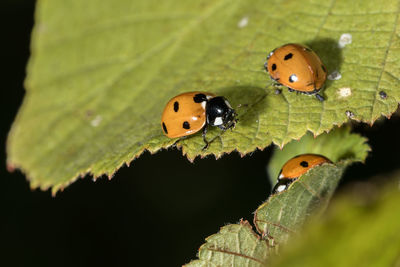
[272,154,332,194]
[265,43,327,101]
[161,92,237,149]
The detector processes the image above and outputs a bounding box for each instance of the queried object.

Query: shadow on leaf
[217,85,267,127]
[306,38,344,91]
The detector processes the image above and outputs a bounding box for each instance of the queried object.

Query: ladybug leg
[316,93,325,101]
[269,79,283,94]
[230,118,238,131]
[271,79,282,87]
[218,124,229,131]
[288,88,295,93]
[172,136,187,147]
[201,126,210,150]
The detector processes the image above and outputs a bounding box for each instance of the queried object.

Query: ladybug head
[272,178,294,194]
[205,96,237,130]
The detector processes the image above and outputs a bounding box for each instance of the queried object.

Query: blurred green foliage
[271,181,400,267]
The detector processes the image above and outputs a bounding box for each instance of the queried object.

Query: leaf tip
[51,186,64,197]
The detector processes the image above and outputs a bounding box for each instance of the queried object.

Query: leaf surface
[255,127,369,244]
[184,221,270,267]
[7,0,398,191]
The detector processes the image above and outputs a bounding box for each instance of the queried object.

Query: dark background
[1,1,399,267]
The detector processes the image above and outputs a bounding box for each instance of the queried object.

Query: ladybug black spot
[271,63,277,71]
[162,122,168,134]
[300,161,309,167]
[321,64,327,73]
[173,101,179,112]
[183,121,190,129]
[193,94,207,103]
[284,53,293,60]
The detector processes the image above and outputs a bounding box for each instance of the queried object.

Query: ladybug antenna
[236,103,248,109]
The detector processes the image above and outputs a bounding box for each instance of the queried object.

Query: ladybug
[265,43,327,101]
[272,154,332,194]
[161,91,237,149]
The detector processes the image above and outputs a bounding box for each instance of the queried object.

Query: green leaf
[255,164,345,245]
[270,183,400,267]
[254,127,369,244]
[7,0,398,192]
[184,221,270,267]
[187,127,370,265]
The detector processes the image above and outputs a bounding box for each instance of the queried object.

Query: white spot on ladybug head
[337,87,352,98]
[338,33,352,48]
[237,16,249,28]
[201,101,206,110]
[328,70,342,80]
[214,117,223,126]
[206,95,213,100]
[275,184,287,193]
[90,115,102,127]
